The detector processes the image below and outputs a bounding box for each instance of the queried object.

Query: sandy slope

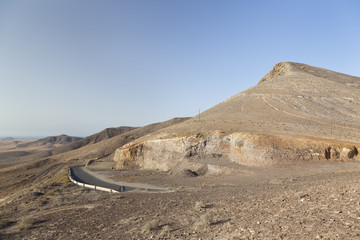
[135,62,360,142]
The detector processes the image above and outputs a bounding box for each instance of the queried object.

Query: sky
[0,0,360,137]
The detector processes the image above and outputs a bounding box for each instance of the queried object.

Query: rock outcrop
[114,131,360,173]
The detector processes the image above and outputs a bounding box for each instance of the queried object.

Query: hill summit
[114,62,360,172]
[130,61,360,141]
[258,62,356,84]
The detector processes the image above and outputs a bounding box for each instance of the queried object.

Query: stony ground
[2,161,360,239]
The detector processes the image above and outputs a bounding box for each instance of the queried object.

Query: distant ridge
[86,127,137,144]
[18,134,82,148]
[1,137,15,140]
[49,126,137,155]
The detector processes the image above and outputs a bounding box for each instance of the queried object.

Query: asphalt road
[69,166,137,192]
[70,167,138,192]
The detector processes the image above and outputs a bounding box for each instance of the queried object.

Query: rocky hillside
[49,126,136,156]
[114,62,360,173]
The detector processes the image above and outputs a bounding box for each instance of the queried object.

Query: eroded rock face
[258,62,294,84]
[114,132,224,171]
[113,131,360,172]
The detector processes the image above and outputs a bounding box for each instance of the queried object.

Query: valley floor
[2,161,360,239]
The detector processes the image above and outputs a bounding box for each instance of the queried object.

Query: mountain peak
[258,62,359,85]
[258,62,295,84]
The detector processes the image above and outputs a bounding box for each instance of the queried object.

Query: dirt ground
[2,160,360,239]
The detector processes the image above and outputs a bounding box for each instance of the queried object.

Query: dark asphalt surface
[69,166,138,192]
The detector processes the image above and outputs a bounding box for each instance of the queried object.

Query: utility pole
[330,119,333,138]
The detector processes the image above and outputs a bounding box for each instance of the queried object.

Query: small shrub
[143,220,160,232]
[50,182,59,187]
[193,213,212,230]
[63,182,72,188]
[0,219,14,229]
[160,225,170,236]
[17,218,38,231]
[194,201,205,211]
[55,170,71,183]
[38,197,49,205]
[46,188,60,196]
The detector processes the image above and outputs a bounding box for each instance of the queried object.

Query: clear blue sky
[1,0,359,137]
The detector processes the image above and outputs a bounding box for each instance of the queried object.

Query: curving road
[69,166,136,192]
[69,166,165,192]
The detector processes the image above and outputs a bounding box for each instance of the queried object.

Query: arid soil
[2,161,360,239]
[0,139,47,168]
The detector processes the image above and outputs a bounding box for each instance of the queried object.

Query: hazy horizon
[1,0,359,137]
[0,136,46,139]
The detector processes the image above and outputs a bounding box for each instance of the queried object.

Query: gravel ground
[2,161,360,239]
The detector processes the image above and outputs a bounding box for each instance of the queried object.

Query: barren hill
[49,126,136,156]
[18,134,82,148]
[0,135,81,168]
[4,127,136,166]
[114,62,360,172]
[1,137,15,140]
